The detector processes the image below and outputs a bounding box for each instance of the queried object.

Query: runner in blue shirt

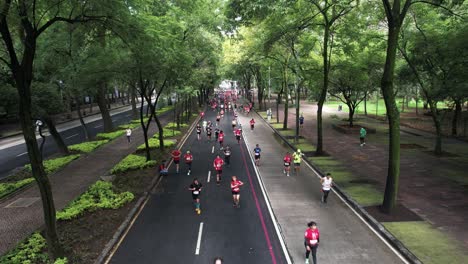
[254,144,262,166]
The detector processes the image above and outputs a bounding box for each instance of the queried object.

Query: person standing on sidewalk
[213,155,224,185]
[188,178,203,215]
[320,173,333,204]
[254,144,262,166]
[283,152,292,176]
[293,149,302,175]
[171,148,181,174]
[184,150,193,175]
[360,127,367,147]
[304,221,320,264]
[249,118,255,131]
[223,145,232,167]
[126,128,132,143]
[231,176,244,208]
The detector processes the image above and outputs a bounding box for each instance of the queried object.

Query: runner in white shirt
[126,128,132,143]
[320,173,333,204]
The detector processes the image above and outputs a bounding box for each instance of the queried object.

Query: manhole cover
[5,197,40,208]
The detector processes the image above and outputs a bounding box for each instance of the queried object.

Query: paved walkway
[268,100,468,250]
[0,114,169,255]
[237,111,404,263]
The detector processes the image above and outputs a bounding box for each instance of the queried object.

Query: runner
[183,150,193,175]
[220,109,225,118]
[234,127,242,144]
[206,125,212,142]
[171,148,181,173]
[231,118,237,129]
[293,149,302,175]
[126,128,132,143]
[299,114,304,128]
[213,257,223,264]
[223,145,232,167]
[320,173,333,204]
[249,118,255,131]
[196,123,202,141]
[214,127,220,141]
[158,160,168,176]
[188,178,203,215]
[218,130,225,150]
[283,152,292,177]
[253,144,262,166]
[202,120,208,132]
[200,111,205,120]
[213,155,224,185]
[216,114,221,126]
[230,176,244,208]
[304,221,320,264]
[360,127,367,147]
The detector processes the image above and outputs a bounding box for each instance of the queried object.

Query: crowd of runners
[166,90,332,264]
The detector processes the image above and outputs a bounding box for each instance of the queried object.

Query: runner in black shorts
[196,124,202,141]
[254,144,262,166]
[231,176,244,208]
[188,178,203,215]
[207,126,212,142]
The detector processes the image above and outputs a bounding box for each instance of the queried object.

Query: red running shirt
[231,180,244,192]
[250,119,255,125]
[184,154,193,163]
[304,228,320,246]
[284,155,291,163]
[219,134,224,142]
[213,157,224,170]
[172,150,181,161]
[235,129,241,136]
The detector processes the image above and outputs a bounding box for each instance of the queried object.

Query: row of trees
[0,0,223,259]
[223,0,467,213]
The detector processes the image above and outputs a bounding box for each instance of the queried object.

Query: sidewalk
[269,100,468,251]
[0,115,169,255]
[237,112,404,263]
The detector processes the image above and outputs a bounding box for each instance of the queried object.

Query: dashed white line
[94,124,103,128]
[211,146,214,153]
[207,171,211,183]
[16,152,28,157]
[195,222,204,255]
[66,134,79,139]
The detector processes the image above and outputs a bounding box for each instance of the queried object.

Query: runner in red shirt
[213,155,224,185]
[304,221,320,264]
[249,118,255,131]
[200,111,205,119]
[218,130,225,150]
[283,152,292,177]
[234,127,242,144]
[230,176,244,208]
[171,148,181,174]
[183,150,193,175]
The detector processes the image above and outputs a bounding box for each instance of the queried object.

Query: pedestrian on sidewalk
[254,144,262,166]
[184,150,193,175]
[231,175,244,208]
[158,160,168,177]
[213,155,224,185]
[126,128,132,143]
[360,127,367,147]
[320,173,333,204]
[304,221,320,264]
[224,145,232,167]
[299,114,304,129]
[188,178,203,215]
[293,149,302,175]
[171,148,181,174]
[283,152,292,176]
[250,118,255,131]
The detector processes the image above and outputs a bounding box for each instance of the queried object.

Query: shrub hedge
[0,178,35,199]
[136,138,176,151]
[68,140,109,153]
[96,130,125,141]
[25,154,80,175]
[110,154,157,174]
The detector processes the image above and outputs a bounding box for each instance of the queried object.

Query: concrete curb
[95,115,201,264]
[255,110,423,264]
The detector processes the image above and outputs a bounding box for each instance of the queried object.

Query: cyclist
[188,178,203,215]
[253,144,261,166]
[196,123,202,141]
[283,152,292,176]
[292,149,302,175]
[171,148,181,173]
[223,145,232,167]
[184,150,193,175]
[230,176,244,208]
[218,130,225,150]
[249,118,255,131]
[213,155,224,185]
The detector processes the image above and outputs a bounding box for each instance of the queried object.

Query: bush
[118,123,140,130]
[110,154,157,174]
[164,122,188,129]
[57,181,134,221]
[0,178,35,199]
[25,154,80,175]
[156,106,174,115]
[0,233,49,264]
[96,130,125,140]
[68,140,109,153]
[136,138,176,151]
[130,117,149,124]
[153,130,181,138]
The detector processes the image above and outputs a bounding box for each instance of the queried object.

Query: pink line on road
[239,143,278,264]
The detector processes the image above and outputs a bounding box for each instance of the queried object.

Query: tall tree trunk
[88,96,93,113]
[381,24,402,214]
[316,25,331,155]
[347,104,355,127]
[452,99,461,136]
[75,98,90,140]
[428,101,443,155]
[283,67,289,129]
[43,116,69,154]
[139,93,151,161]
[96,83,113,132]
[295,81,300,143]
[131,85,138,119]
[364,93,368,115]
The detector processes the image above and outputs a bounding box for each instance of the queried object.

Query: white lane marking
[16,152,28,157]
[65,134,79,139]
[94,124,103,128]
[195,222,204,255]
[211,146,214,153]
[207,171,211,183]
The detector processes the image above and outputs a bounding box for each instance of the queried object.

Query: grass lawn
[383,221,468,264]
[279,129,296,137]
[343,185,382,206]
[293,142,316,152]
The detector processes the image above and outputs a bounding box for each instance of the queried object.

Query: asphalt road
[109,109,288,264]
[0,105,156,179]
